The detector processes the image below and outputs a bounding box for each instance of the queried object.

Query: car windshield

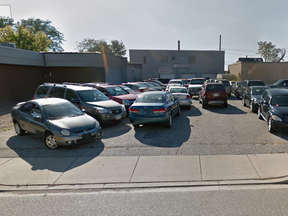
[43,102,83,119]
[169,80,182,85]
[272,80,283,85]
[220,81,230,86]
[136,94,165,103]
[206,85,225,92]
[170,88,187,93]
[78,90,108,102]
[271,95,288,106]
[249,81,265,86]
[106,86,128,96]
[190,79,205,84]
[252,88,267,95]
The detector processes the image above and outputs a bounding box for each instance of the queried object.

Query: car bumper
[204,98,227,105]
[56,128,102,146]
[96,112,126,124]
[129,113,169,125]
[271,121,288,132]
[178,99,192,106]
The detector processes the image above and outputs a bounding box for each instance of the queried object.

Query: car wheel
[132,124,139,128]
[14,121,25,136]
[187,105,191,110]
[258,107,263,120]
[45,132,58,149]
[242,97,246,106]
[176,106,180,116]
[228,93,231,97]
[249,101,254,112]
[165,113,173,128]
[223,102,228,108]
[268,117,274,133]
[202,101,206,108]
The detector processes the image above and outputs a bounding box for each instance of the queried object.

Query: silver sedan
[169,86,192,110]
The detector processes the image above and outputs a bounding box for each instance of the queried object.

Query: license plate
[116,115,121,120]
[214,93,219,96]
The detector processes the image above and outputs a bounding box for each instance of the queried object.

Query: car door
[167,92,177,116]
[261,92,270,120]
[28,103,46,137]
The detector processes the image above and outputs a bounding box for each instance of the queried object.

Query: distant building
[129,49,225,80]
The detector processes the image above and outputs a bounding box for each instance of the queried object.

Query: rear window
[170,88,187,93]
[190,79,205,84]
[220,81,230,86]
[206,84,226,92]
[136,94,165,103]
[248,81,265,86]
[35,86,49,98]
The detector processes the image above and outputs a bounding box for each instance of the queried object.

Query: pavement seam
[246,154,261,179]
[52,157,79,185]
[199,155,202,181]
[129,156,140,182]
[0,158,13,166]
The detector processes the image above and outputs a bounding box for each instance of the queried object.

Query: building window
[171,56,176,61]
[161,55,168,63]
[143,56,146,64]
[189,56,195,63]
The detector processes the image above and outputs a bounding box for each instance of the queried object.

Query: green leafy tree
[0,16,14,28]
[256,41,281,62]
[18,18,65,52]
[0,25,51,51]
[76,38,127,57]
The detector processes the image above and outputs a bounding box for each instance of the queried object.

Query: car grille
[112,109,122,115]
[74,127,94,134]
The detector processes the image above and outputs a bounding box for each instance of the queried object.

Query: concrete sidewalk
[1,154,288,189]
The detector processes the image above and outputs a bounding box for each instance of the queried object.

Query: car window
[271,95,288,106]
[77,90,109,102]
[43,102,83,119]
[190,79,205,84]
[248,81,265,86]
[136,94,165,103]
[170,88,187,93]
[98,88,109,97]
[106,86,128,96]
[48,87,65,98]
[252,88,267,95]
[66,89,80,103]
[206,85,225,92]
[35,86,49,98]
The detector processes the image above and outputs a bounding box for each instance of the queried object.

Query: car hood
[87,100,122,108]
[271,106,288,115]
[112,94,138,100]
[48,114,96,130]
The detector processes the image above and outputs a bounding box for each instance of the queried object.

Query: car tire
[202,101,206,109]
[228,93,231,97]
[176,106,180,116]
[268,117,275,133]
[132,124,139,128]
[223,102,228,108]
[258,107,263,120]
[165,113,173,128]
[14,121,25,136]
[187,105,191,110]
[45,132,58,149]
[249,101,254,112]
[242,97,246,106]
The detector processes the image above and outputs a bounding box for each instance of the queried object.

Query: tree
[0,16,14,28]
[76,38,127,57]
[0,25,51,51]
[18,18,65,52]
[256,41,281,62]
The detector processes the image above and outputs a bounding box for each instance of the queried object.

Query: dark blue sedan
[129,91,180,128]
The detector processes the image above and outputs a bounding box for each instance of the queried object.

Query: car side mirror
[81,109,86,113]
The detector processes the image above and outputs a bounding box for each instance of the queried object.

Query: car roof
[42,83,94,91]
[169,86,186,89]
[30,98,69,106]
[266,88,288,95]
[140,91,167,95]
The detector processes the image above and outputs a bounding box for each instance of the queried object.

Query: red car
[83,83,138,115]
[199,83,228,108]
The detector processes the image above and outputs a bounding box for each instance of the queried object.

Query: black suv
[258,88,288,133]
[235,80,265,98]
[34,83,126,124]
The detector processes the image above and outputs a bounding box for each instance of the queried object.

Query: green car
[11,98,102,149]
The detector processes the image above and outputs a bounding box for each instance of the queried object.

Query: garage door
[159,73,176,79]
[202,73,217,79]
[181,73,196,79]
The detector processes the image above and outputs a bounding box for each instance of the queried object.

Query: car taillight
[153,108,167,113]
[246,87,248,90]
[129,108,139,113]
[186,95,191,99]
[203,92,206,97]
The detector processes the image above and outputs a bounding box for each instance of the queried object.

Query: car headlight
[60,129,71,136]
[95,121,100,128]
[122,99,130,106]
[96,107,109,113]
[271,115,282,122]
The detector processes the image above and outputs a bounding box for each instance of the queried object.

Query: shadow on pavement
[6,135,105,172]
[203,103,247,115]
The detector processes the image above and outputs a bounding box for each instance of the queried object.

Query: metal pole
[219,35,221,51]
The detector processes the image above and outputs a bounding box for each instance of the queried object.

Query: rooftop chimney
[178,40,180,50]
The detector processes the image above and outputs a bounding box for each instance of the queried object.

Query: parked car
[169,86,192,109]
[129,91,180,128]
[242,86,270,112]
[165,83,182,91]
[267,79,288,89]
[181,79,190,89]
[139,82,162,91]
[214,79,232,97]
[188,78,206,97]
[235,80,265,98]
[122,82,149,93]
[121,85,140,95]
[145,82,166,91]
[168,79,183,85]
[232,82,241,95]
[258,88,288,133]
[33,83,126,125]
[83,84,138,116]
[11,98,102,149]
[199,83,228,108]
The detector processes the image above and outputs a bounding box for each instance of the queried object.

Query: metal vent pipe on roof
[178,40,180,50]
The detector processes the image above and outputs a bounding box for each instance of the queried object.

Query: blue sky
[1,0,287,70]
